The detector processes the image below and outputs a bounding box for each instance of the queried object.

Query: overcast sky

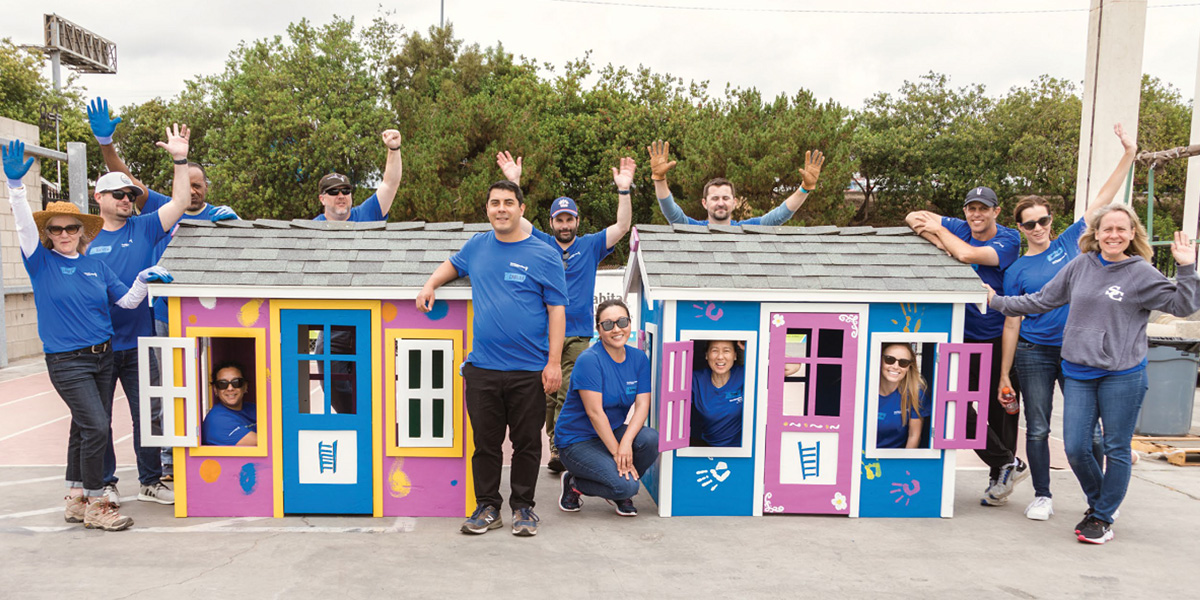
[4,1,1198,112]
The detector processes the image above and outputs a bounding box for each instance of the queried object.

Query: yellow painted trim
[464,300,475,516]
[384,329,465,458]
[182,326,268,458]
[170,297,186,518]
[269,301,284,518]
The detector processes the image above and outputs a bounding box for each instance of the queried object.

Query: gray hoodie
[990,253,1199,371]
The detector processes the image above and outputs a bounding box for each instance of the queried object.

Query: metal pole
[1147,166,1156,242]
[49,17,63,190]
[67,141,88,212]
[440,0,445,27]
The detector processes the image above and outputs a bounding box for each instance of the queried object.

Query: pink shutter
[658,340,694,452]
[932,342,992,450]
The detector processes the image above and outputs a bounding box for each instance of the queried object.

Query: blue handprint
[2,140,35,186]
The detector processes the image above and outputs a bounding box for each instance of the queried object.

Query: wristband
[94,135,113,145]
[173,158,189,165]
[651,175,665,181]
[387,145,401,151]
[800,185,812,194]
[617,189,631,195]
[7,178,24,189]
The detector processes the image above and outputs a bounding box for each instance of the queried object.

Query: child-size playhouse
[624,223,993,518]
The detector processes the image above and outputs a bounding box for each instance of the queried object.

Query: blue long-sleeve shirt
[656,194,796,227]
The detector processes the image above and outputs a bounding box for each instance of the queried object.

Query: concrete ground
[2,355,1199,599]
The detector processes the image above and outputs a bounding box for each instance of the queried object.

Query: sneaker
[460,504,502,535]
[1074,508,1095,534]
[138,482,175,505]
[511,507,539,536]
[990,458,1030,499]
[1077,515,1114,544]
[84,498,133,531]
[103,483,121,507]
[606,497,638,517]
[547,450,565,474]
[559,472,582,512]
[64,495,86,523]
[1024,496,1054,521]
[980,479,1008,506]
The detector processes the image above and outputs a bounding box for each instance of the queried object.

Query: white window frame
[863,331,947,459]
[676,329,757,459]
[395,339,455,448]
[138,336,200,448]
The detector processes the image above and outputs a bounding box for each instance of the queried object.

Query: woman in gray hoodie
[987,204,1198,545]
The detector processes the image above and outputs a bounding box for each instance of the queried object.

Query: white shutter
[138,337,200,447]
[395,339,455,448]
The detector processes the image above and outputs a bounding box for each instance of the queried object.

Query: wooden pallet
[1132,436,1200,466]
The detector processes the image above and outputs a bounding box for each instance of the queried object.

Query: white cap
[95,172,141,196]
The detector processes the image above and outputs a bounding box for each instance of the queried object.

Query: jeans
[966,336,1020,477]
[559,425,659,500]
[546,336,590,452]
[1062,369,1147,523]
[464,364,545,511]
[103,347,163,486]
[46,345,115,495]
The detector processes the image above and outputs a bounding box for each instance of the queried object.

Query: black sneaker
[1074,508,1095,534]
[1077,515,1113,545]
[461,504,502,535]
[547,450,565,474]
[606,497,638,517]
[512,507,539,536]
[559,472,582,512]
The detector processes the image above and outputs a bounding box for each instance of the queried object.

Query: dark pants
[45,345,115,495]
[103,348,163,486]
[966,335,1020,478]
[464,364,545,511]
[559,425,658,501]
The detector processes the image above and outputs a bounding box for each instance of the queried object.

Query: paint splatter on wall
[239,463,258,495]
[199,459,221,483]
[389,459,412,498]
[238,299,264,327]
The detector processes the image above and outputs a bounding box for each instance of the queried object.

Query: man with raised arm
[496,151,635,473]
[417,180,567,538]
[647,140,824,226]
[86,124,194,508]
[313,129,403,222]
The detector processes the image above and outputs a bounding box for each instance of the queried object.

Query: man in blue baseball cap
[496,151,635,473]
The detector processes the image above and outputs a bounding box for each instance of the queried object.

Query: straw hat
[33,202,104,241]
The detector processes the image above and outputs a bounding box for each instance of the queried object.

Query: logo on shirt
[83,271,99,278]
[625,381,637,394]
[564,251,581,263]
[1105,285,1124,302]
[508,262,529,272]
[89,245,112,255]
[59,266,76,275]
[504,272,527,283]
[1046,247,1067,265]
[724,391,743,404]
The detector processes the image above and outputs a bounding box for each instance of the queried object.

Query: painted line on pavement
[0,391,53,408]
[0,415,69,443]
[0,467,135,488]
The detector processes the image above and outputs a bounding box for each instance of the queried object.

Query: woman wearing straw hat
[3,139,171,531]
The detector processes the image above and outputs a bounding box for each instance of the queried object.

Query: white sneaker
[138,481,175,505]
[1024,496,1054,521]
[991,458,1029,500]
[103,483,121,507]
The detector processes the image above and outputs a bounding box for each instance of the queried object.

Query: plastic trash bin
[1134,336,1200,436]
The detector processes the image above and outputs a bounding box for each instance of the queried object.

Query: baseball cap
[95,172,142,197]
[550,196,578,218]
[963,186,999,207]
[318,173,353,194]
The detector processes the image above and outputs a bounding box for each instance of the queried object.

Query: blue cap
[550,196,578,218]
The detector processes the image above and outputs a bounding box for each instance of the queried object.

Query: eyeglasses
[107,190,136,200]
[1019,216,1053,231]
[562,250,570,270]
[598,317,631,331]
[881,355,913,368]
[46,224,83,235]
[212,378,246,390]
[325,188,353,197]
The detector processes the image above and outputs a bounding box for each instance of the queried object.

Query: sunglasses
[212,378,246,390]
[46,224,83,235]
[882,355,913,368]
[562,250,570,270]
[325,187,353,197]
[1019,216,1053,231]
[598,317,631,331]
[107,189,137,200]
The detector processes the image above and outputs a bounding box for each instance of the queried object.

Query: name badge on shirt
[60,266,76,275]
[504,272,527,283]
[90,245,112,255]
[625,381,637,394]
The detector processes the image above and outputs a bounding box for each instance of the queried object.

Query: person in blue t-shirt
[554,299,657,517]
[417,180,568,537]
[691,340,746,447]
[996,124,1138,521]
[875,343,926,449]
[201,362,258,447]
[646,139,825,226]
[85,124,194,508]
[495,151,635,474]
[906,186,1024,505]
[312,129,403,222]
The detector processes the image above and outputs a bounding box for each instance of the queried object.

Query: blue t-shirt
[88,213,171,351]
[1062,357,1148,380]
[1002,218,1086,346]
[450,232,569,371]
[23,246,128,354]
[529,229,613,337]
[876,388,925,449]
[691,364,746,447]
[554,344,652,448]
[202,402,257,446]
[312,193,384,222]
[942,217,1020,340]
[144,189,241,323]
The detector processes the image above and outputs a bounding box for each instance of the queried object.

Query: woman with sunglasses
[202,361,257,446]
[4,140,169,531]
[555,299,657,517]
[877,344,926,449]
[993,124,1137,518]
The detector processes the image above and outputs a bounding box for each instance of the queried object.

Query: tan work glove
[647,140,677,181]
[800,149,825,191]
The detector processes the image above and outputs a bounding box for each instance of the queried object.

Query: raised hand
[646,140,676,181]
[612,156,635,190]
[800,150,825,191]
[1114,123,1137,154]
[382,129,402,151]
[2,140,35,185]
[496,151,522,183]
[1171,231,1196,266]
[87,98,122,143]
[155,124,190,161]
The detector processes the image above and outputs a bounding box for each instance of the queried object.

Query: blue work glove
[87,98,122,145]
[137,266,174,284]
[2,140,35,187]
[210,205,238,222]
